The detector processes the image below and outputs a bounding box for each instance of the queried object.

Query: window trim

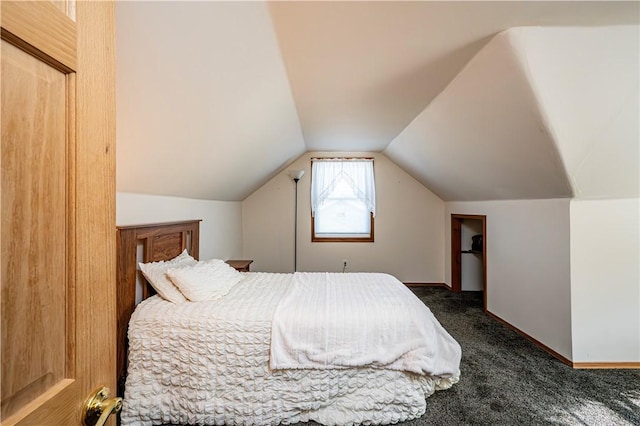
[310,156,375,243]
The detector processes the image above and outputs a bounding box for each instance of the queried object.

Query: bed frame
[115,220,201,392]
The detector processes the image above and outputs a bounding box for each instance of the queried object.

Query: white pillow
[138,249,196,303]
[166,259,244,302]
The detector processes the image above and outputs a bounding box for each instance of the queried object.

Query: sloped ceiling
[116,2,306,201]
[116,1,639,201]
[385,24,639,201]
[384,29,574,201]
[512,26,639,199]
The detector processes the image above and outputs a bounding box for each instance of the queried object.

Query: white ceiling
[385,28,574,201]
[116,2,305,201]
[385,25,639,201]
[269,0,639,152]
[514,25,640,199]
[116,1,639,201]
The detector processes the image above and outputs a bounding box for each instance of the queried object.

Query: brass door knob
[83,387,122,426]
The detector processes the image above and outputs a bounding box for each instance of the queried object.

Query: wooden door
[1,1,116,425]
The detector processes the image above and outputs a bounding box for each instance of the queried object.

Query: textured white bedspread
[271,272,461,376]
[121,272,460,426]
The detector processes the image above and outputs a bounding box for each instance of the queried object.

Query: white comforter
[121,272,460,426]
[271,272,461,376]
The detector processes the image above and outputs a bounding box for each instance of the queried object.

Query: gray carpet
[397,287,640,425]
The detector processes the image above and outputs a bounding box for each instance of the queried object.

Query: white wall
[570,198,640,363]
[445,199,572,359]
[242,152,445,283]
[116,192,243,261]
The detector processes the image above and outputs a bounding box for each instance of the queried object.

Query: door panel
[1,1,115,425]
[1,40,70,421]
[0,1,77,71]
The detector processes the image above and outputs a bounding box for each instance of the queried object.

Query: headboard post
[115,220,201,395]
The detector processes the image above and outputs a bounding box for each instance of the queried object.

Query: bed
[116,220,461,426]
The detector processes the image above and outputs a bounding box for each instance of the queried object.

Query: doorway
[451,214,487,310]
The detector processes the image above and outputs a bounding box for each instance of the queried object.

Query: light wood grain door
[1,1,116,425]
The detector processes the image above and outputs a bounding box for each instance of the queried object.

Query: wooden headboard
[116,219,201,392]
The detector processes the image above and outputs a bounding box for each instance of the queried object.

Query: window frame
[310,157,375,243]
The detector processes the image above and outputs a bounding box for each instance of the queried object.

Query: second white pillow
[167,259,244,302]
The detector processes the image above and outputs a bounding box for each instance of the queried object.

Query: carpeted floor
[396,287,640,425]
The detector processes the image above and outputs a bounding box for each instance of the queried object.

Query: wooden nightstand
[225,260,253,272]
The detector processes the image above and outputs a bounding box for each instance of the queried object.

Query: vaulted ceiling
[385,25,639,200]
[115,1,639,201]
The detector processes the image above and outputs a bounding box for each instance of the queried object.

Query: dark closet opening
[451,214,487,310]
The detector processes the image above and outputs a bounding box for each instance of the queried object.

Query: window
[311,158,375,242]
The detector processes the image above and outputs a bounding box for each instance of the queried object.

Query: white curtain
[311,159,376,217]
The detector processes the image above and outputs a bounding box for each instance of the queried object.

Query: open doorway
[451,214,487,310]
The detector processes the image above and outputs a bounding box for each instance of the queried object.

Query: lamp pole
[288,170,305,272]
[293,176,300,272]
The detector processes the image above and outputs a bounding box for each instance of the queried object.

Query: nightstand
[225,260,253,272]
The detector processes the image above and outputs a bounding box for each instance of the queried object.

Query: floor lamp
[288,170,305,272]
